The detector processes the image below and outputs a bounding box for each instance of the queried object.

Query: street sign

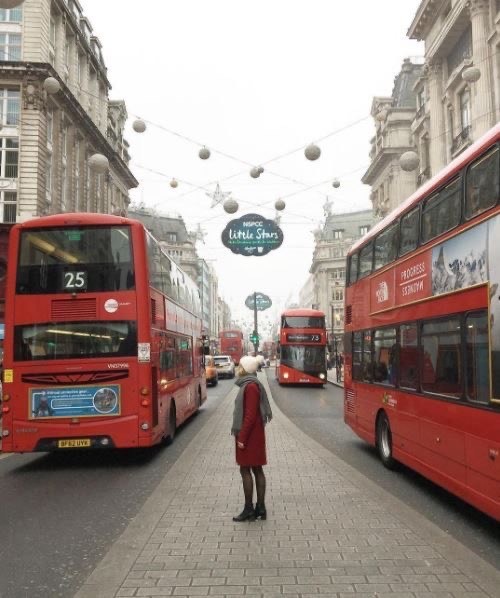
[221,213,283,257]
[245,292,272,311]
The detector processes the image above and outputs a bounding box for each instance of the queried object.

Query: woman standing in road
[231,355,273,522]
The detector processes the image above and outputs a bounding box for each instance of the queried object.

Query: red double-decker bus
[344,123,500,520]
[218,329,244,364]
[276,308,327,385]
[1,213,207,452]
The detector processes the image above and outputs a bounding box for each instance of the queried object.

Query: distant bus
[344,123,500,521]
[218,329,244,364]
[1,213,207,452]
[276,308,327,385]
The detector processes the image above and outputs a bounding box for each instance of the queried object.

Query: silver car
[213,355,235,379]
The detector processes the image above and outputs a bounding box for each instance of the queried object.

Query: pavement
[74,371,500,598]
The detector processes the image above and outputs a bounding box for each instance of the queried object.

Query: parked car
[213,355,235,379]
[205,356,218,387]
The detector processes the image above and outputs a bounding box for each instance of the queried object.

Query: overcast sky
[82,0,423,330]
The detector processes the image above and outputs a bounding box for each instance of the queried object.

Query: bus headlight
[140,422,149,430]
[284,372,289,379]
[2,429,9,437]
[319,373,325,379]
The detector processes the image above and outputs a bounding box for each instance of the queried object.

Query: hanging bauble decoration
[250,167,260,178]
[0,1,24,8]
[258,166,264,174]
[132,118,146,133]
[223,198,238,214]
[43,76,61,95]
[304,143,321,161]
[170,178,178,188]
[462,66,481,83]
[275,199,286,211]
[198,146,211,159]
[88,153,109,173]
[332,178,340,188]
[399,151,419,172]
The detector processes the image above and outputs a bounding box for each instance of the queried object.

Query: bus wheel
[376,412,396,470]
[166,403,176,444]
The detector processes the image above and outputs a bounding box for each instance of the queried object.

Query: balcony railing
[451,125,472,154]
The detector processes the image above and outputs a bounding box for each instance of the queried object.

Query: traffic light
[250,331,260,344]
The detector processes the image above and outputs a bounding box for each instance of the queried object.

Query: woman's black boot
[254,503,267,520]
[233,504,255,522]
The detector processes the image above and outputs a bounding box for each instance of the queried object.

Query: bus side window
[399,207,419,256]
[465,146,499,219]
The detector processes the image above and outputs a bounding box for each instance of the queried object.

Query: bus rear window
[16,226,135,294]
[14,321,137,361]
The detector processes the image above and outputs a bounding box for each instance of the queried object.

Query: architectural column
[469,0,495,136]
[426,58,446,174]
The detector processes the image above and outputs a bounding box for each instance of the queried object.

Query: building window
[46,154,52,202]
[0,33,21,60]
[459,88,471,130]
[46,108,54,147]
[0,138,18,178]
[0,88,20,126]
[61,125,67,159]
[61,164,67,211]
[49,17,56,61]
[332,229,343,240]
[359,225,369,236]
[333,289,344,302]
[167,233,177,243]
[330,268,345,280]
[0,7,22,22]
[1,191,16,223]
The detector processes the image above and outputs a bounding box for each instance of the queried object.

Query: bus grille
[51,298,97,320]
[345,389,355,414]
[21,370,129,385]
[345,305,352,325]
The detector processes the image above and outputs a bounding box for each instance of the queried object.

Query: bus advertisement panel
[1,213,207,452]
[218,329,244,364]
[344,123,500,521]
[276,308,327,385]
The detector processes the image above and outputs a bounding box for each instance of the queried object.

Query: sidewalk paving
[75,373,500,598]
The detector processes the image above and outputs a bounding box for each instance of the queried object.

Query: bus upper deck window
[465,146,499,219]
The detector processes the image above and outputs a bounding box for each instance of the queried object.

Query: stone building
[365,0,500,217]
[127,206,224,344]
[408,0,500,174]
[362,59,424,218]
[307,209,378,348]
[0,0,137,223]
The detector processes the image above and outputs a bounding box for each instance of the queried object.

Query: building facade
[365,1,500,218]
[127,206,226,344]
[307,209,378,348]
[362,59,424,217]
[0,0,137,223]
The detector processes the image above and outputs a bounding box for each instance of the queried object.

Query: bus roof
[280,308,325,317]
[13,212,140,230]
[348,122,500,255]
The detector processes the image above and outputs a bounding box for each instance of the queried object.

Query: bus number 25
[64,271,87,290]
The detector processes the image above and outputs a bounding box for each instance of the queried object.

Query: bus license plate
[57,438,91,449]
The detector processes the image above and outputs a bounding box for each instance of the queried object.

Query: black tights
[239,466,266,506]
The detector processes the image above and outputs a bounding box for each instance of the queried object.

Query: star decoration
[195,223,207,243]
[206,182,232,208]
